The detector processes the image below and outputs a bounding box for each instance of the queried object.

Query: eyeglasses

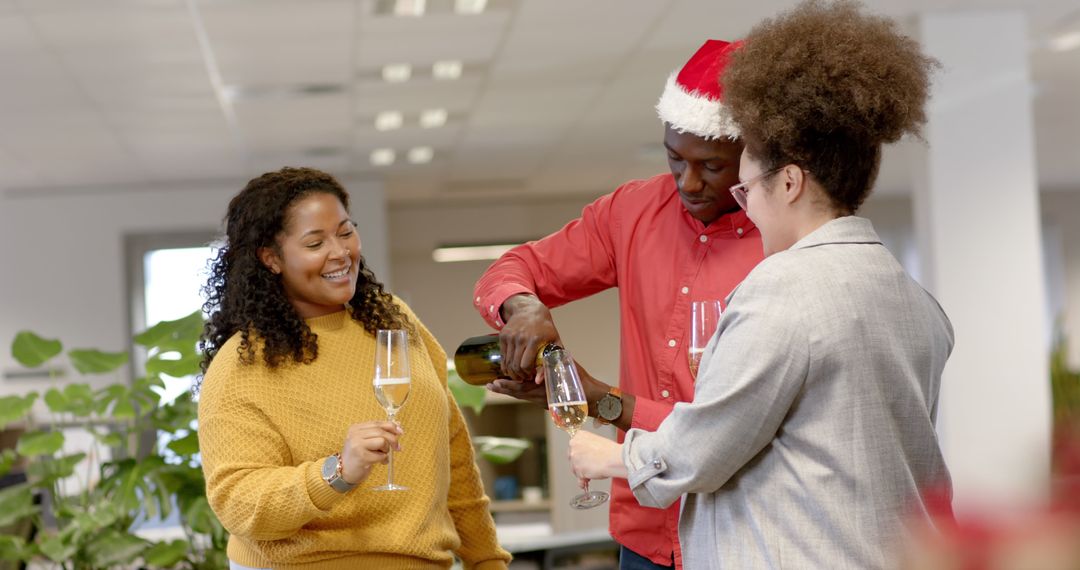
[728,166,783,211]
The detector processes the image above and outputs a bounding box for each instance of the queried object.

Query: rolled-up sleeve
[621,260,809,508]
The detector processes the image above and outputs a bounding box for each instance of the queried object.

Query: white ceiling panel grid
[0,0,1074,198]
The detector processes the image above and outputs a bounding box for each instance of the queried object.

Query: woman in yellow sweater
[197,167,510,570]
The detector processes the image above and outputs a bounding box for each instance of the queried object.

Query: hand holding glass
[689,300,723,378]
[542,348,610,510]
[373,329,410,491]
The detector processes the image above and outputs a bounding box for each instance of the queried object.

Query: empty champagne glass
[372,329,410,491]
[689,300,723,378]
[542,347,610,510]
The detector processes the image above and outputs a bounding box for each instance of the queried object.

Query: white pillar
[914,11,1051,510]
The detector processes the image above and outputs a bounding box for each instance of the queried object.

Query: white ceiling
[0,0,1077,202]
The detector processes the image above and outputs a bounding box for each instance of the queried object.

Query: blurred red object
[902,424,1080,569]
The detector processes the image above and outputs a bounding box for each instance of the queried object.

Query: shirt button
[475,296,481,303]
[680,286,689,295]
[736,227,744,236]
[699,235,707,243]
[661,389,670,398]
[652,459,662,469]
[489,305,495,313]
[667,339,676,348]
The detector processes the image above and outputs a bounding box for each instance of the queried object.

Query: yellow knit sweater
[198,304,510,569]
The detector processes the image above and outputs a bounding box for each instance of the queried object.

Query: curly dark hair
[722,0,938,213]
[198,167,411,381]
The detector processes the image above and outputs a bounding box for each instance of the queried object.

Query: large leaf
[0,393,38,426]
[448,368,486,415]
[16,430,64,456]
[112,399,136,420]
[84,529,148,568]
[0,449,17,477]
[68,348,129,374]
[0,535,28,562]
[151,392,197,433]
[90,430,124,448]
[0,483,38,527]
[73,502,124,532]
[95,381,137,419]
[43,388,68,414]
[37,534,77,564]
[100,458,142,512]
[183,495,221,535]
[44,383,95,416]
[473,436,531,465]
[134,311,204,352]
[10,331,62,368]
[27,452,85,486]
[143,539,189,567]
[146,353,202,379]
[166,431,200,457]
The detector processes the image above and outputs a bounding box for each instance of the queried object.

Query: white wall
[0,177,386,398]
[389,195,621,382]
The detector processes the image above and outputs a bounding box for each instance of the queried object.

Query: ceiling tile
[202,0,354,85]
[355,12,508,67]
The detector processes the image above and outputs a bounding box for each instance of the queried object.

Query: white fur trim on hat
[655,73,740,141]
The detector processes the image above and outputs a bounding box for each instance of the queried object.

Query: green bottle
[453,334,562,386]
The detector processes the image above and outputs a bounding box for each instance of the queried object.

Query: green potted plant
[0,311,227,569]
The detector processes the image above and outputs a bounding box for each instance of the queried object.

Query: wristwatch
[322,453,356,493]
[595,387,623,425]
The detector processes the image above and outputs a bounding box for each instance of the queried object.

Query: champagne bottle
[453,334,562,385]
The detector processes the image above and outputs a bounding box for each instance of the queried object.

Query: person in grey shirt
[567,1,953,568]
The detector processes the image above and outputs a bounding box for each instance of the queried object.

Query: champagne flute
[372,329,410,491]
[689,300,723,378]
[542,347,610,510]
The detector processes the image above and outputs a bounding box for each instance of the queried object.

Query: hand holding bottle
[498,294,562,382]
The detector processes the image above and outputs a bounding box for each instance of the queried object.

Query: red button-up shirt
[473,173,763,568]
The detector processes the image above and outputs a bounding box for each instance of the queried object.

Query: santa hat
[656,39,741,140]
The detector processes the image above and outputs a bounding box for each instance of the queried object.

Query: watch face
[598,395,622,420]
[322,455,338,480]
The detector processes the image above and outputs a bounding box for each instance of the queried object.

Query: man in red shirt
[471,40,763,570]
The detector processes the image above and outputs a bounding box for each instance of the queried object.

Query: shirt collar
[682,206,757,239]
[790,216,882,250]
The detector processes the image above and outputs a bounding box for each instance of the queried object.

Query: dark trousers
[619,545,675,570]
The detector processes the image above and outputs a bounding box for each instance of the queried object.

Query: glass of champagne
[372,329,410,491]
[542,347,610,510]
[689,300,723,378]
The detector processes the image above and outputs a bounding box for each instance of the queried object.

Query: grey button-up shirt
[623,216,953,569]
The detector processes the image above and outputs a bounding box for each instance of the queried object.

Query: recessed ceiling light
[433,60,463,80]
[370,148,396,166]
[395,0,426,16]
[375,110,404,131]
[408,146,434,164]
[1051,31,1080,52]
[454,0,487,14]
[382,63,412,83]
[419,108,448,129]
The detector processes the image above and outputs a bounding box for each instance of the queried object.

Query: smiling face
[259,192,362,319]
[664,125,744,225]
